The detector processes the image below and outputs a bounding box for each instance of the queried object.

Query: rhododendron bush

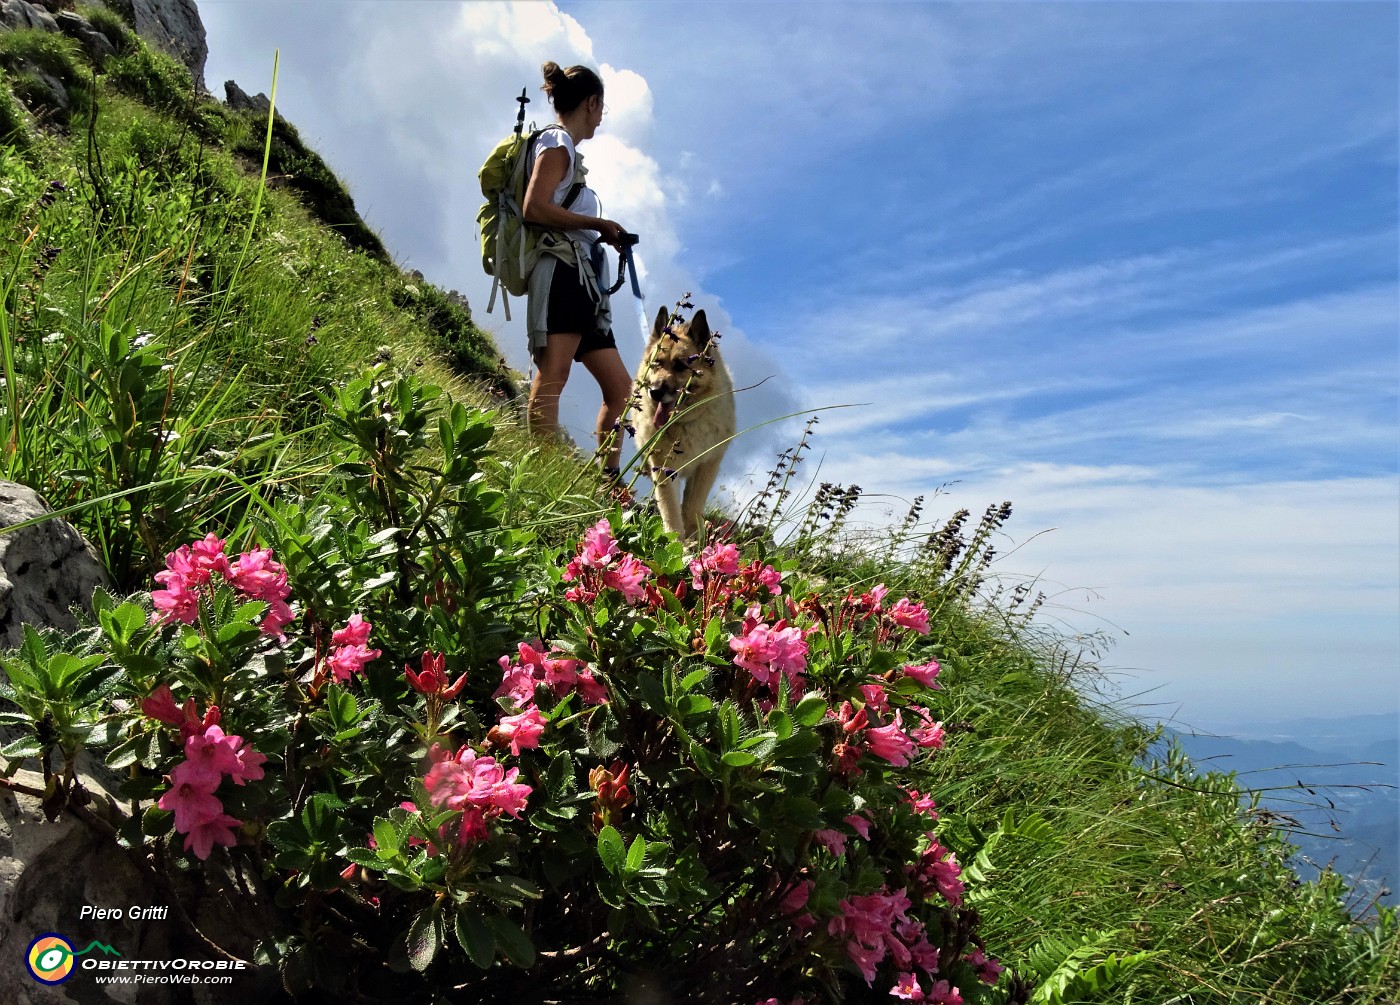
[0,368,1023,1003]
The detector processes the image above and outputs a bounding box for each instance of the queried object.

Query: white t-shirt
[532,126,600,247]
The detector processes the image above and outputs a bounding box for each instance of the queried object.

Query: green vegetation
[0,26,1395,1004]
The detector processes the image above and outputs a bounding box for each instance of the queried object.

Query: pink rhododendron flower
[189,534,234,580]
[813,828,848,857]
[910,720,946,750]
[494,661,538,706]
[780,878,813,916]
[562,520,652,604]
[845,814,872,840]
[259,599,297,640]
[140,684,184,727]
[573,667,609,705]
[332,613,373,648]
[423,746,532,846]
[574,519,619,570]
[890,973,925,1001]
[860,683,890,714]
[845,939,885,984]
[229,742,267,785]
[181,812,241,860]
[828,886,916,985]
[157,773,224,832]
[227,547,289,603]
[494,641,606,707]
[901,658,942,687]
[729,618,807,688]
[182,725,246,789]
[690,542,741,587]
[907,838,965,906]
[888,597,930,634]
[925,980,963,1005]
[903,789,938,818]
[405,651,467,700]
[150,577,199,625]
[325,617,381,681]
[493,707,547,756]
[756,563,783,594]
[966,947,1005,985]
[866,713,916,767]
[602,553,652,605]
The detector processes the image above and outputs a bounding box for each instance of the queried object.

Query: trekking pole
[514,87,529,136]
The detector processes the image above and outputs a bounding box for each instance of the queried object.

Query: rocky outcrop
[123,0,205,90]
[0,0,58,32]
[55,10,118,64]
[0,0,207,90]
[0,483,111,650]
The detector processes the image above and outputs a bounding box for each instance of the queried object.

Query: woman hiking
[522,61,632,485]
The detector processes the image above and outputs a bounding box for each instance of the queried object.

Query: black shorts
[546,260,616,361]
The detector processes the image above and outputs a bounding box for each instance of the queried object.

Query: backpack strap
[525,124,587,210]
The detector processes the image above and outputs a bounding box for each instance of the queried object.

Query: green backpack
[477,95,586,318]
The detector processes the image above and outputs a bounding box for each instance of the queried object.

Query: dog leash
[606,235,643,299]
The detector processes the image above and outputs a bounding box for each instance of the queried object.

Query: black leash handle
[606,235,643,298]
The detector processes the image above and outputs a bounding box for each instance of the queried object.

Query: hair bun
[539,62,603,115]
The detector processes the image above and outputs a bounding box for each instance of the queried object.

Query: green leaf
[625,834,646,874]
[454,911,495,969]
[677,694,712,717]
[472,874,544,905]
[405,905,441,972]
[792,694,827,727]
[586,705,621,760]
[679,668,709,692]
[372,818,400,857]
[777,729,822,759]
[721,750,757,768]
[597,825,626,875]
[483,916,535,968]
[141,805,174,837]
[703,614,724,652]
[343,848,382,869]
[637,672,666,713]
[0,734,44,760]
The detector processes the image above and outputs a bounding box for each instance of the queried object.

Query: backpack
[477,120,586,318]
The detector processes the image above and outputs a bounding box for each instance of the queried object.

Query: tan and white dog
[632,306,735,540]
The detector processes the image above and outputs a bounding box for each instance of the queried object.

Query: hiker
[523,61,632,480]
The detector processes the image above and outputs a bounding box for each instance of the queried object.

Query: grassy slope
[0,20,1395,1003]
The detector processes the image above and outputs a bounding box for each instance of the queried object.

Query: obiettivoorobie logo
[25,932,121,985]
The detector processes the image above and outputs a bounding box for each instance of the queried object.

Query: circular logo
[25,933,76,985]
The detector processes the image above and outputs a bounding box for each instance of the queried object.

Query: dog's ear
[651,306,670,342]
[689,309,710,346]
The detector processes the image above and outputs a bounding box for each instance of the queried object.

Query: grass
[0,30,1395,1003]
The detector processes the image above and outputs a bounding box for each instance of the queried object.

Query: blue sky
[200,1,1399,729]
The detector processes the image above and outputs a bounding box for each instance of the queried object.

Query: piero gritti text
[79,904,171,921]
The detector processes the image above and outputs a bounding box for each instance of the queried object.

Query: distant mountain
[1154,716,1398,912]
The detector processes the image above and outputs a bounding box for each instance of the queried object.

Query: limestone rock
[222,78,270,116]
[0,482,111,651]
[0,0,59,32]
[55,10,117,64]
[126,0,206,90]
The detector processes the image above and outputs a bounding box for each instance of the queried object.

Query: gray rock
[0,0,59,32]
[55,10,117,64]
[222,78,270,116]
[128,0,206,91]
[0,482,111,651]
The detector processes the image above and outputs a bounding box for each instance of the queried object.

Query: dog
[631,306,735,541]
